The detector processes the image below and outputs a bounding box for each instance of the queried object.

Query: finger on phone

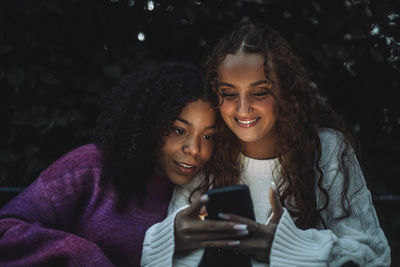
[216,213,266,233]
[191,219,242,233]
[185,194,209,216]
[217,212,253,224]
[201,239,242,248]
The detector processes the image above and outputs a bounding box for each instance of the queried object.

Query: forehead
[221,53,265,68]
[218,53,280,90]
[178,100,215,123]
[219,53,266,81]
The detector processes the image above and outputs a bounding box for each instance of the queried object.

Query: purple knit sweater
[0,144,173,266]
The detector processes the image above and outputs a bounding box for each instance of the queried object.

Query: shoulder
[318,128,344,152]
[39,144,104,182]
[317,128,364,191]
[318,128,346,168]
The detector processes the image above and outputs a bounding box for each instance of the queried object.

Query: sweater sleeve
[141,176,205,267]
[269,131,391,267]
[0,177,115,267]
[0,145,116,267]
[141,207,183,267]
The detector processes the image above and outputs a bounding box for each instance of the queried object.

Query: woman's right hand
[174,195,250,252]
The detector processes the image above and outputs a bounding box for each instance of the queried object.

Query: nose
[182,135,200,155]
[236,95,253,114]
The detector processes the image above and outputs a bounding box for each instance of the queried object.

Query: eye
[173,127,186,136]
[251,88,270,98]
[203,134,215,141]
[220,89,237,100]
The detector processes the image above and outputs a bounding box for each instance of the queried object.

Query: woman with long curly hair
[142,22,390,266]
[0,62,219,266]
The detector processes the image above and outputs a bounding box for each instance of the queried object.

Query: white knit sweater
[141,128,391,266]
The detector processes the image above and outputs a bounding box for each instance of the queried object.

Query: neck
[240,133,277,160]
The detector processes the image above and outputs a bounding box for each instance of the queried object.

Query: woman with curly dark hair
[0,62,219,266]
[142,22,390,266]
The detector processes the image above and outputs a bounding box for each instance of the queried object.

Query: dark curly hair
[95,62,217,205]
[205,21,356,229]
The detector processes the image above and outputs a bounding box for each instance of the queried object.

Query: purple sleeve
[0,147,115,266]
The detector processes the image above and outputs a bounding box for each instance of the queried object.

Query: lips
[176,162,196,168]
[235,117,260,128]
[174,161,197,175]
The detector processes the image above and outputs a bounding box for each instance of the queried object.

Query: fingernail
[236,230,249,236]
[218,213,230,220]
[200,195,209,202]
[233,224,247,230]
[228,240,240,246]
[271,181,278,193]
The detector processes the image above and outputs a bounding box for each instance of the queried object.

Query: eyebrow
[177,118,216,129]
[218,80,272,88]
[250,80,272,87]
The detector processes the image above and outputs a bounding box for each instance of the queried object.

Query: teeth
[237,118,257,124]
[178,162,195,168]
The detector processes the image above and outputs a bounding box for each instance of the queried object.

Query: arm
[270,185,390,266]
[141,205,207,267]
[269,139,391,266]
[141,179,203,267]
[0,176,115,267]
[141,177,248,267]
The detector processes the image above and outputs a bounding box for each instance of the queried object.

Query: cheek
[256,98,275,114]
[201,143,214,162]
[219,101,235,116]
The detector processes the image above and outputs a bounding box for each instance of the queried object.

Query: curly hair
[95,62,217,205]
[205,21,356,229]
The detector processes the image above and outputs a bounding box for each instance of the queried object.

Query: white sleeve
[141,176,205,267]
[141,207,185,267]
[271,199,390,267]
[270,133,391,267]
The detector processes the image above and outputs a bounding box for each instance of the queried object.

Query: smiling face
[218,53,278,158]
[158,99,216,185]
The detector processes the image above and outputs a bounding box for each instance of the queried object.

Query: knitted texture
[141,128,391,267]
[0,144,173,266]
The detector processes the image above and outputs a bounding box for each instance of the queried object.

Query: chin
[172,175,193,186]
[235,133,260,143]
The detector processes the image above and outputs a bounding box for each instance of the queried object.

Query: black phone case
[205,184,255,220]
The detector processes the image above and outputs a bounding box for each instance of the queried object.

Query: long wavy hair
[205,21,356,229]
[95,62,218,206]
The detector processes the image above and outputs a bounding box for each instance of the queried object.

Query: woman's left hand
[218,183,283,263]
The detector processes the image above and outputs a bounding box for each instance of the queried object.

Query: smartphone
[205,185,255,220]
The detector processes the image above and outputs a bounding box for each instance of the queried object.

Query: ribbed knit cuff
[270,209,334,267]
[141,206,188,267]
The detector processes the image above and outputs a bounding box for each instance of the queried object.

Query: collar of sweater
[240,153,279,175]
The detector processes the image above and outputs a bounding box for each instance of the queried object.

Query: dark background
[1,0,399,263]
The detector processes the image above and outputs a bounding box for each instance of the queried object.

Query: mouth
[174,161,198,175]
[176,162,196,168]
[235,117,260,128]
